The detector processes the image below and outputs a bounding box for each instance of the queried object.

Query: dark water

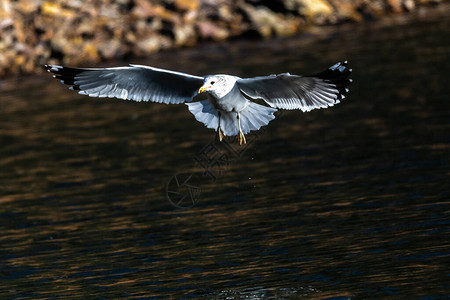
[1,6,449,299]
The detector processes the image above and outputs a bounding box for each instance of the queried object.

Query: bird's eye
[210,81,215,85]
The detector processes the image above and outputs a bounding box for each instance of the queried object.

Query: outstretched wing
[45,64,204,104]
[237,61,352,112]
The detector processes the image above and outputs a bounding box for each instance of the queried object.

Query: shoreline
[0,0,445,79]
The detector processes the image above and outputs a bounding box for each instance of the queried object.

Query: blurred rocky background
[0,0,443,78]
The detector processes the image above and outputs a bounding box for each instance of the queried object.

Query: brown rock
[41,1,75,18]
[418,0,442,3]
[174,0,200,11]
[242,4,301,38]
[387,0,403,13]
[0,0,444,78]
[403,0,415,11]
[197,21,229,40]
[135,35,172,56]
[174,23,197,46]
[285,0,333,18]
[328,0,363,22]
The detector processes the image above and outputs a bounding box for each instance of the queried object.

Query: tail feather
[186,100,277,137]
[219,111,239,136]
[186,100,218,131]
[239,102,277,134]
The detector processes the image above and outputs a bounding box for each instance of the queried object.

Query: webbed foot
[217,127,225,142]
[236,112,246,145]
[238,130,246,145]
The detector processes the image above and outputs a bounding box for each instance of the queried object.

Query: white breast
[209,83,249,113]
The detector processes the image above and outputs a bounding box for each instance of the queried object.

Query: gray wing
[237,61,352,112]
[45,64,204,104]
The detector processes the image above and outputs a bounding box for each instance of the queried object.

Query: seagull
[45,61,352,145]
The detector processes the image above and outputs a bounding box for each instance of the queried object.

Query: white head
[198,75,237,99]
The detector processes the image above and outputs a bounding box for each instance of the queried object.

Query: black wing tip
[315,61,353,99]
[44,64,83,88]
[328,60,351,74]
[44,64,63,73]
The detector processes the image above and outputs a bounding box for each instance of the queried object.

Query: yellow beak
[198,85,211,94]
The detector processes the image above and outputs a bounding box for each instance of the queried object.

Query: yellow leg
[217,112,225,142]
[237,113,246,145]
[218,127,225,141]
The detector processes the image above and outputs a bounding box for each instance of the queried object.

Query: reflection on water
[1,5,449,299]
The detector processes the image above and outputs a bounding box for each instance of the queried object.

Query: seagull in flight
[45,61,352,144]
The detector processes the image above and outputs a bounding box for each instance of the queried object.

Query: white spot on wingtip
[349,78,353,82]
[345,88,349,92]
[330,62,341,71]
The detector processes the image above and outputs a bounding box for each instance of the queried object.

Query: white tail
[186,100,277,136]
